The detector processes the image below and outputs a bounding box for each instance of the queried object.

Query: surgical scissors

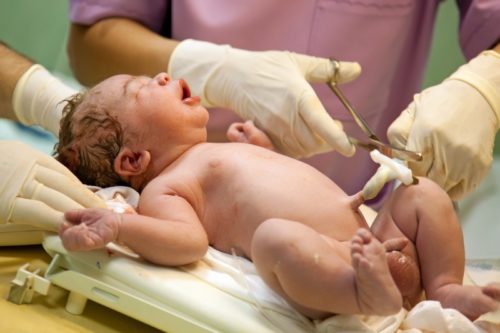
[328,59,423,163]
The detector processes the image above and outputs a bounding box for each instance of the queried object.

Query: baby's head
[55,90,124,187]
[55,73,209,189]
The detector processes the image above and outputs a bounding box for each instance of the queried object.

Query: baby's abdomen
[204,145,368,253]
[240,177,367,243]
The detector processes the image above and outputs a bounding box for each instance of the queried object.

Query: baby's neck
[131,142,204,191]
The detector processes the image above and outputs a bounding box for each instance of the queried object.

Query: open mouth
[179,79,191,99]
[180,79,200,105]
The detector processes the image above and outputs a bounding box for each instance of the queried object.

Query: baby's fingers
[64,207,108,224]
[64,209,86,224]
[60,223,103,251]
[60,223,92,251]
[59,221,73,233]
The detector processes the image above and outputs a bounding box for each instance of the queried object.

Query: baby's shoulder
[148,165,203,193]
[140,175,192,207]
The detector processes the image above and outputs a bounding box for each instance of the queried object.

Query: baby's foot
[433,283,500,320]
[351,228,402,315]
[226,121,275,150]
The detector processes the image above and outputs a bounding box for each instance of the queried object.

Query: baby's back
[153,142,367,257]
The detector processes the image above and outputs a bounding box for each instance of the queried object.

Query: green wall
[423,0,465,87]
[0,0,71,76]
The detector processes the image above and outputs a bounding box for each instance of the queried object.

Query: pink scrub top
[69,0,500,204]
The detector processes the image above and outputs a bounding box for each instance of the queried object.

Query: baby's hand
[59,208,122,251]
[226,120,275,150]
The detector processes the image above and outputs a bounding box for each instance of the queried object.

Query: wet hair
[54,92,127,188]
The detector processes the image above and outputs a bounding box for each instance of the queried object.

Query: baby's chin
[194,106,210,127]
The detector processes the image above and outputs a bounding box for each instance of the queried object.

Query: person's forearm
[493,41,500,53]
[0,42,34,121]
[67,18,179,86]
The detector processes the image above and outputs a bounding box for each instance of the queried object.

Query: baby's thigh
[251,219,352,283]
[373,187,423,261]
[251,218,350,261]
[251,219,361,317]
[370,182,426,245]
[374,178,452,243]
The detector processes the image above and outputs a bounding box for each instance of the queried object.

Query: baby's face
[93,73,209,146]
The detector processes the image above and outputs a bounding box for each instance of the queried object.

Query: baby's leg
[226,121,275,150]
[372,177,499,320]
[250,219,402,318]
[350,228,403,315]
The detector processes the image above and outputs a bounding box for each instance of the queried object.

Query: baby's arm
[119,188,209,266]
[226,120,275,150]
[60,185,209,266]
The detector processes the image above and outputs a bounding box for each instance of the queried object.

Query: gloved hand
[0,141,106,232]
[169,39,361,158]
[388,51,500,200]
[12,64,77,136]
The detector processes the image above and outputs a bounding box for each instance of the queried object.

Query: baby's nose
[154,73,171,85]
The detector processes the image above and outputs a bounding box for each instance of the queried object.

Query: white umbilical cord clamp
[362,150,415,200]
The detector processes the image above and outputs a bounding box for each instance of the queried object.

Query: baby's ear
[114,147,151,177]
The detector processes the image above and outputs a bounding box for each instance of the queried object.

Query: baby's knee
[396,177,451,205]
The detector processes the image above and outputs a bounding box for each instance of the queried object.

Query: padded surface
[0,245,162,333]
[42,235,310,333]
[0,225,44,246]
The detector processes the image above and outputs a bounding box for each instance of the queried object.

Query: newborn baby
[55,73,500,320]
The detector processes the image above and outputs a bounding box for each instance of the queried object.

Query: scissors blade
[349,136,423,162]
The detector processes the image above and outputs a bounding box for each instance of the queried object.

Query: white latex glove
[0,141,106,232]
[169,39,361,158]
[388,51,500,200]
[12,64,77,136]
